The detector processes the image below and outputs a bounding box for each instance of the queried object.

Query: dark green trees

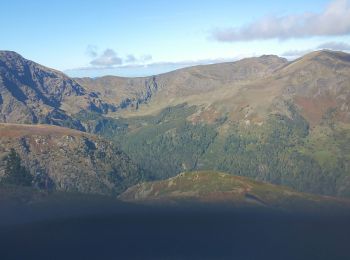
[1,149,32,186]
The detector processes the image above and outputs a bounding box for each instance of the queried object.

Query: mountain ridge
[75,54,289,114]
[75,50,350,126]
[0,50,117,128]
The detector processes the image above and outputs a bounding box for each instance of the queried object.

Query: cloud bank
[318,41,350,50]
[281,41,350,57]
[88,48,153,68]
[281,49,312,57]
[212,0,350,42]
[67,56,241,75]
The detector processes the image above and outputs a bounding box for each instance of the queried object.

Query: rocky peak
[0,50,117,126]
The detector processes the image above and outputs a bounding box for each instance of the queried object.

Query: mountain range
[1,49,350,208]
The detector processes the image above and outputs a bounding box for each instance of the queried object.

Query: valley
[3,2,350,259]
[1,49,350,206]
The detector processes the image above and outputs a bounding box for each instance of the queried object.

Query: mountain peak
[259,54,287,61]
[0,50,26,63]
[0,50,23,57]
[0,50,59,73]
[278,49,350,76]
[0,50,117,126]
[301,49,350,62]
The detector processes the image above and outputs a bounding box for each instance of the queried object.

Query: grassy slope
[0,123,90,138]
[119,171,350,213]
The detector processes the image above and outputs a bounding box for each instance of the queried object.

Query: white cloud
[125,54,137,63]
[281,49,313,57]
[87,48,153,67]
[67,56,241,73]
[212,0,350,42]
[140,54,152,62]
[90,49,123,67]
[282,41,350,58]
[125,54,153,64]
[318,41,350,50]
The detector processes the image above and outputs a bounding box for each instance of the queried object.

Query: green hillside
[119,171,350,213]
[71,50,350,199]
[76,102,350,198]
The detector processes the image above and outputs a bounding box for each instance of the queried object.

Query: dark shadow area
[2,77,28,103]
[1,197,350,260]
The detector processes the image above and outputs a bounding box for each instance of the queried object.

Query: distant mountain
[0,51,116,129]
[75,55,288,113]
[0,123,141,195]
[119,171,350,213]
[77,50,350,125]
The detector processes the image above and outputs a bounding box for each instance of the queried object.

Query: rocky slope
[0,123,141,195]
[0,51,116,128]
[120,171,350,213]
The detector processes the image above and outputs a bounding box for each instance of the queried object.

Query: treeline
[119,105,217,180]
[76,104,350,197]
[1,149,54,191]
[209,114,341,196]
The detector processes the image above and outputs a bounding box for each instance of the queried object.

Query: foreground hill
[0,123,141,194]
[0,51,115,129]
[120,171,350,213]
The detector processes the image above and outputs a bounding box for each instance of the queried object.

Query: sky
[1,0,350,77]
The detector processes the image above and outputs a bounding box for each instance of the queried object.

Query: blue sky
[1,0,350,77]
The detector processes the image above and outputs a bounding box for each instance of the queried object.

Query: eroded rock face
[0,123,141,195]
[0,51,116,128]
[75,55,288,112]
